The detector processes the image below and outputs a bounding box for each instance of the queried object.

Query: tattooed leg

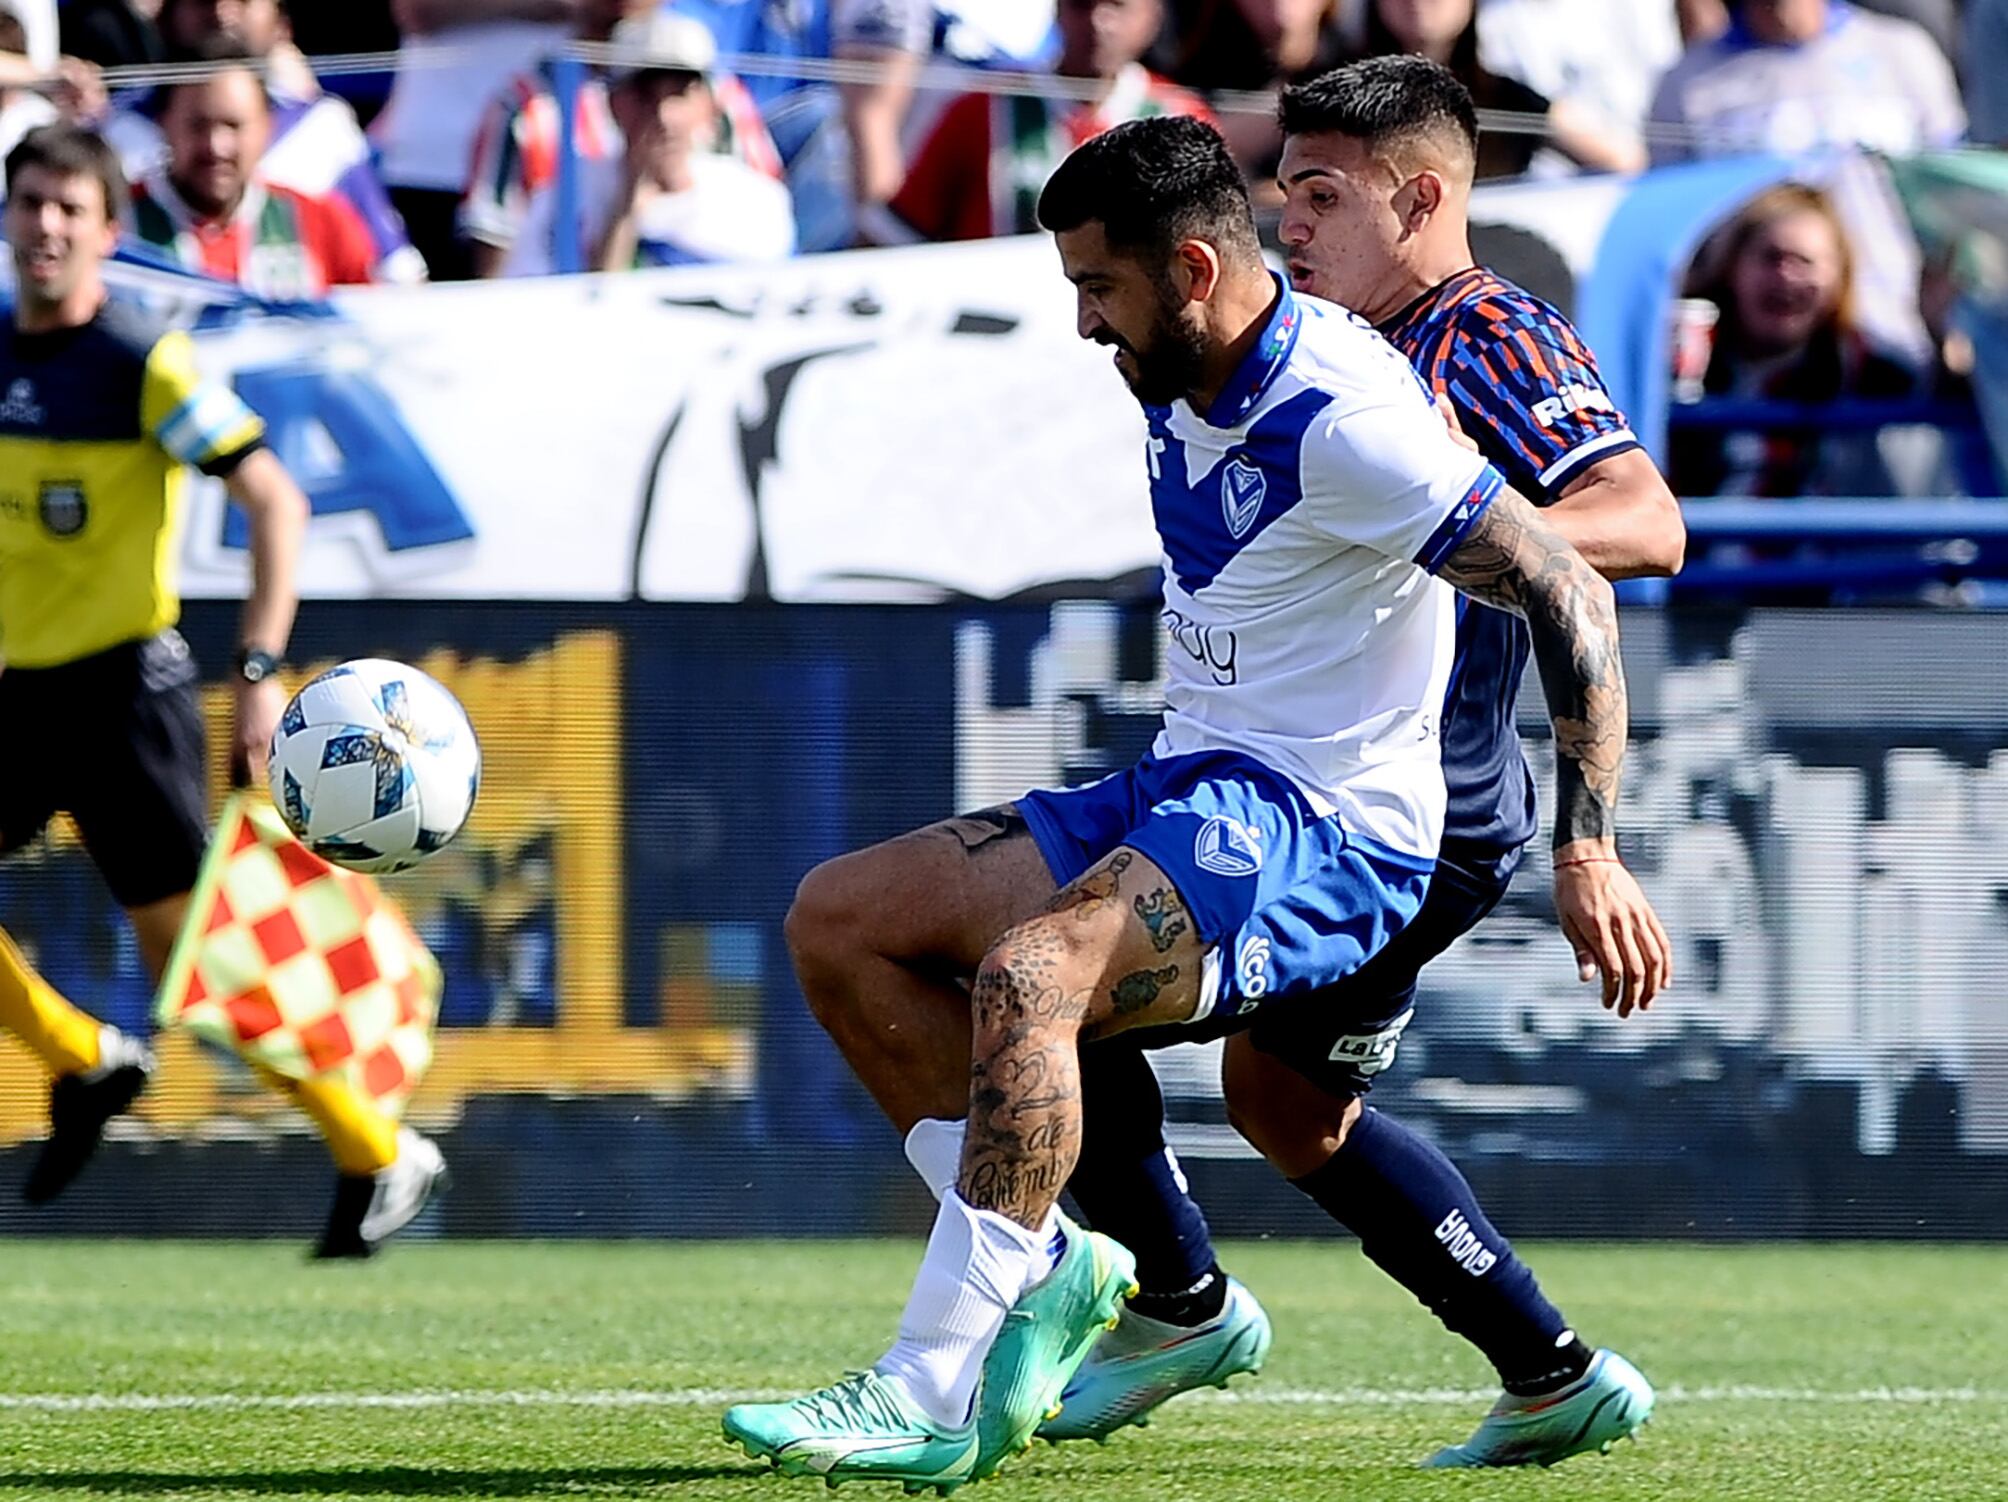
[959,846,1206,1230]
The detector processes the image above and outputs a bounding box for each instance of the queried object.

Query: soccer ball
[267,658,481,874]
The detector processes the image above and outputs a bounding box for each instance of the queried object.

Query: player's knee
[787,853,931,1041]
[1223,1044,1360,1178]
[971,918,1087,1038]
[784,858,871,1000]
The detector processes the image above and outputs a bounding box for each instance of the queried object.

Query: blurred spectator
[1677,0,1730,41]
[373,0,578,280]
[1966,0,2008,147]
[106,0,426,281]
[460,0,781,277]
[2,0,108,129]
[658,0,843,247]
[160,0,315,98]
[671,0,834,111]
[504,12,794,273]
[127,55,390,295]
[864,0,1208,243]
[1477,0,1680,175]
[1151,0,1341,97]
[58,0,163,69]
[1850,0,1955,60]
[1648,0,1964,163]
[1670,184,1921,498]
[0,4,58,159]
[830,0,1057,244]
[1347,0,1639,177]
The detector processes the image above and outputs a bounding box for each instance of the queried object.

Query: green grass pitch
[0,1240,2002,1500]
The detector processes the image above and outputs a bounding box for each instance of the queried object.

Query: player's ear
[1395,170,1446,235]
[1173,238,1224,303]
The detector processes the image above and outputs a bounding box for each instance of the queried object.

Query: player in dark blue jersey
[1051,57,1683,1467]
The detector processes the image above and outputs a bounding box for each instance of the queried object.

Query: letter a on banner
[153,795,441,1113]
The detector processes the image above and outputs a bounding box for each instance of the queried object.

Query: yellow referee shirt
[0,299,265,669]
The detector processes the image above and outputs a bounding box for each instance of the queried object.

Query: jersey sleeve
[1442,307,1640,497]
[1300,362,1507,573]
[140,330,266,476]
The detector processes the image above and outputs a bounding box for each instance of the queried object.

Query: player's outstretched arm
[1436,485,1671,1016]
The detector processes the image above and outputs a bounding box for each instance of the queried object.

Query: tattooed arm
[1437,485,1625,850]
[1436,485,1671,1014]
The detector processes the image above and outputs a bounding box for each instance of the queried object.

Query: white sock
[875,1191,1060,1429]
[903,1117,967,1201]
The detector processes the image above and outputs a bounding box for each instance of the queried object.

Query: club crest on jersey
[1194,815,1263,877]
[37,481,86,538]
[1221,458,1266,539]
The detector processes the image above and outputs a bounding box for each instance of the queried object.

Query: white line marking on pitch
[0,1385,2000,1414]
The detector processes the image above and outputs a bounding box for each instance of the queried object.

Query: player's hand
[232,677,285,791]
[1434,392,1479,453]
[1552,841,1672,1018]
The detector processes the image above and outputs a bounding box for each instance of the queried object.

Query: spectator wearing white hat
[505,11,794,274]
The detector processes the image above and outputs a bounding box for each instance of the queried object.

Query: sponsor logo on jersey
[1235,934,1272,1005]
[0,378,43,427]
[1532,382,1616,429]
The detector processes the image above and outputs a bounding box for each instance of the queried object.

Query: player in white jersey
[724,116,1657,1491]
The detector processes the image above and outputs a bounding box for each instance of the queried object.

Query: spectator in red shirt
[126,52,381,297]
[863,0,1213,244]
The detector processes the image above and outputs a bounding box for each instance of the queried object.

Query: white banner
[175,178,1625,603]
[178,236,1158,602]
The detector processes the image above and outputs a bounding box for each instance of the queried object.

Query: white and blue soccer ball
[267,658,481,875]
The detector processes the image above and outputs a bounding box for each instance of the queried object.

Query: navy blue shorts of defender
[1016,750,1433,1023]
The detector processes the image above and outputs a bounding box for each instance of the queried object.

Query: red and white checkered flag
[154,793,441,1113]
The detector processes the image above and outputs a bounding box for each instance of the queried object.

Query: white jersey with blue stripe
[1144,281,1505,860]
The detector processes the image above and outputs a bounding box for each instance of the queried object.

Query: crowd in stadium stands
[0,0,2002,495]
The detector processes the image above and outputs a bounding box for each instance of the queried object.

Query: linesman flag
[154,794,440,1113]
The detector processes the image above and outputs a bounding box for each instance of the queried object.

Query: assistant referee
[0,124,440,1255]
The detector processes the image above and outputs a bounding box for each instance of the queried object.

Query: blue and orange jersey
[1377,266,1641,874]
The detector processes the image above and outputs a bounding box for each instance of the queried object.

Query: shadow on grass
[0,1464,756,1496]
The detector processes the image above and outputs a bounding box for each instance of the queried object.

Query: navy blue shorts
[1130,839,1516,1096]
[1017,749,1434,1028]
[0,631,209,909]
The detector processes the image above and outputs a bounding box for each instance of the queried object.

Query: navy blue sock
[1295,1106,1590,1395]
[1070,1042,1225,1324]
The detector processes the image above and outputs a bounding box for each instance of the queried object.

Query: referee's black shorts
[0,630,210,909]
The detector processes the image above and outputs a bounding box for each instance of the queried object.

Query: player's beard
[1118,295,1210,406]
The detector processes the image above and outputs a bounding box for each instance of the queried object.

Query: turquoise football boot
[1421,1348,1655,1468]
[723,1370,979,1494]
[1035,1275,1272,1443]
[969,1214,1139,1479]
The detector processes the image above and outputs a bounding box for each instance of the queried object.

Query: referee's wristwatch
[234,647,281,685]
